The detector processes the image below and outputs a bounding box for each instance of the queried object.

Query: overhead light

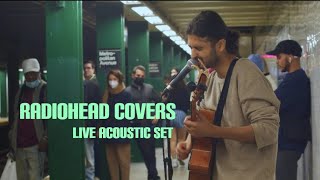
[186,48,191,55]
[155,25,171,31]
[144,16,163,25]
[175,40,186,45]
[120,1,141,5]
[261,54,276,59]
[170,36,182,42]
[163,30,176,37]
[180,44,189,50]
[18,69,23,72]
[131,6,154,17]
[180,44,191,54]
[43,70,47,73]
[183,47,191,55]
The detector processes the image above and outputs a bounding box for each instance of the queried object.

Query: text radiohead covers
[20,102,176,139]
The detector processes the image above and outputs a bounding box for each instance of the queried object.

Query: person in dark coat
[83,60,101,180]
[125,65,161,180]
[102,69,132,180]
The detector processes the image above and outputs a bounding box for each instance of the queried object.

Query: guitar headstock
[191,72,208,105]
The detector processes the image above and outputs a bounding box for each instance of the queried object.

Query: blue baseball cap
[248,54,264,72]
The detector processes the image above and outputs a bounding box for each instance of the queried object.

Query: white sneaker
[172,158,179,168]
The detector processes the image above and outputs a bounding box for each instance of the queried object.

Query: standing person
[83,60,101,180]
[8,58,47,180]
[170,68,179,77]
[176,10,280,180]
[84,60,97,81]
[248,54,277,90]
[125,65,161,180]
[167,70,190,168]
[102,69,132,180]
[266,40,311,180]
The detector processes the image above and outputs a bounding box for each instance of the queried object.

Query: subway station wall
[239,35,252,58]
[255,1,320,179]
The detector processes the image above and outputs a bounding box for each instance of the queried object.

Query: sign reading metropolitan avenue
[149,61,161,77]
[98,49,121,70]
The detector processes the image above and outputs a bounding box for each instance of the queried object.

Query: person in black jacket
[102,69,132,180]
[83,60,101,180]
[166,71,190,168]
[125,65,161,180]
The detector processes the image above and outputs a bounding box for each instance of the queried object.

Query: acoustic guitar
[188,66,215,180]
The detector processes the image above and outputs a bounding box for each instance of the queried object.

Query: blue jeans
[85,138,95,180]
[16,145,45,180]
[172,110,186,128]
[276,150,302,180]
[162,110,186,128]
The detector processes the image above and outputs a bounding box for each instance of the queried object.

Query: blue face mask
[25,80,40,88]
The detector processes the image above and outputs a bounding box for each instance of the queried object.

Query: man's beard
[280,58,290,72]
[210,49,219,68]
[202,49,219,68]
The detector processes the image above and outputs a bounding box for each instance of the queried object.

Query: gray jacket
[125,82,161,127]
[125,82,161,104]
[8,80,47,153]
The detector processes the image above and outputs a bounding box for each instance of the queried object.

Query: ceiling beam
[157,1,271,6]
[168,11,282,18]
[161,4,284,11]
[142,1,186,40]
[175,15,285,22]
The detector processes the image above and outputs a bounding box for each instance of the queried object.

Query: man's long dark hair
[186,10,240,55]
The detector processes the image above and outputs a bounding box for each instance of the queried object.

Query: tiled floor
[130,140,190,180]
[1,142,190,180]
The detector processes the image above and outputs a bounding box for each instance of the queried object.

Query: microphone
[162,59,198,96]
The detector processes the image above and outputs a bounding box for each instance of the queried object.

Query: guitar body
[188,108,215,180]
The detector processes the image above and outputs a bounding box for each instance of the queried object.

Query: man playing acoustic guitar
[177,10,280,180]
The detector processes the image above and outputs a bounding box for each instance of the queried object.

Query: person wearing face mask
[160,68,190,168]
[101,69,132,180]
[267,40,311,180]
[125,65,161,180]
[170,68,179,77]
[8,58,47,180]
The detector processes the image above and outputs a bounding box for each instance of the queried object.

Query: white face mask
[171,72,177,77]
[109,80,119,89]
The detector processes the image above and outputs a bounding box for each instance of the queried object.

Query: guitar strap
[210,57,239,179]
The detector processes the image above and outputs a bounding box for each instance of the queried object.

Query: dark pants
[135,128,158,179]
[276,150,302,180]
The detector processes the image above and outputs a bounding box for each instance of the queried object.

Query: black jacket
[168,87,190,114]
[84,79,101,127]
[125,82,161,126]
[125,82,161,103]
[104,90,132,144]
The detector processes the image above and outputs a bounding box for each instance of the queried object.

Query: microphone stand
[159,59,199,180]
[161,91,173,180]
